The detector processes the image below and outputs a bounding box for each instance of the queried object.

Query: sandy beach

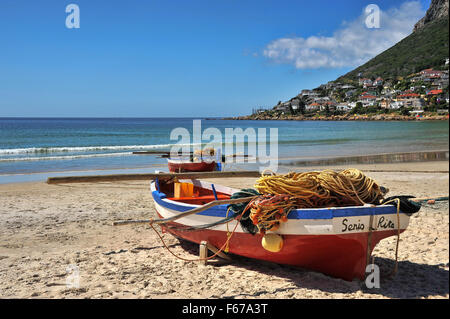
[0,161,448,299]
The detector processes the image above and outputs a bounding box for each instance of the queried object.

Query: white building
[291,99,300,110]
[306,103,320,111]
[389,101,404,109]
[336,104,352,112]
[358,95,377,107]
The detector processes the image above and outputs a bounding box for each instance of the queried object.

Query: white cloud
[263,1,425,69]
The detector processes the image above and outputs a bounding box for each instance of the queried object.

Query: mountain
[337,0,449,82]
[241,1,449,119]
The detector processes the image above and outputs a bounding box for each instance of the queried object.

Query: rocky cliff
[414,0,449,32]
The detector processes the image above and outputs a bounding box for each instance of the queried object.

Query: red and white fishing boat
[150,179,412,281]
[167,158,217,173]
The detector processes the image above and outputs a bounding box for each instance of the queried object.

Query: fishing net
[227,169,414,235]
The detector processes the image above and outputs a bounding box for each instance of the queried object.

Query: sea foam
[0,143,197,155]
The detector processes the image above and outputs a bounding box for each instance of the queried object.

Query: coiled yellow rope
[254,168,384,208]
[248,169,385,234]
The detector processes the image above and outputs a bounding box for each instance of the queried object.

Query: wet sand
[0,161,448,299]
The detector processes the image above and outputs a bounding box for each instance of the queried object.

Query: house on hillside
[345,89,357,98]
[383,81,393,88]
[397,92,420,100]
[252,107,269,115]
[336,104,352,112]
[380,99,391,109]
[305,102,320,112]
[319,102,337,112]
[299,89,313,97]
[427,89,443,96]
[300,90,319,98]
[361,90,378,97]
[291,98,300,110]
[373,77,383,86]
[410,76,424,83]
[431,79,448,89]
[389,101,404,109]
[325,82,336,90]
[359,78,373,88]
[395,93,423,109]
[420,69,444,84]
[358,94,377,107]
[382,88,396,96]
[273,102,291,112]
[409,98,425,110]
[420,69,443,78]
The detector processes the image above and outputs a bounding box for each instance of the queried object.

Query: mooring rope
[149,201,252,262]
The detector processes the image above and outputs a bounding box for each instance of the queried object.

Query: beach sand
[0,161,448,299]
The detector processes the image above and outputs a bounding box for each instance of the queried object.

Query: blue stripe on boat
[152,190,399,219]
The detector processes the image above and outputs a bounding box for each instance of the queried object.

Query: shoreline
[1,149,448,185]
[223,114,449,121]
[281,150,449,167]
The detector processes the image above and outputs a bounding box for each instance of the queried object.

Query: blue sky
[0,0,430,117]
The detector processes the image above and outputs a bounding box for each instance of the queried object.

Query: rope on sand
[148,201,252,263]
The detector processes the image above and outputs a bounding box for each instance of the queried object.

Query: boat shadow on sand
[178,239,449,299]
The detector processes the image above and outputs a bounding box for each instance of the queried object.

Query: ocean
[0,117,448,183]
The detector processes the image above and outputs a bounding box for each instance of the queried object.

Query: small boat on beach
[167,158,217,173]
[167,148,220,173]
[150,178,415,281]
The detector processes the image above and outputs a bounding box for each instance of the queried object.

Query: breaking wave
[0,152,135,162]
[0,143,198,155]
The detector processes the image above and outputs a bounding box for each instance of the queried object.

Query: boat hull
[158,220,402,281]
[151,181,410,281]
[168,160,216,173]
